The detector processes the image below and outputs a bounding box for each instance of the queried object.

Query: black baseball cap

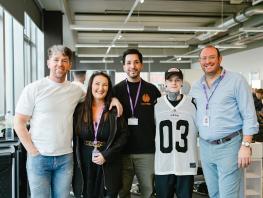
[165,67,183,80]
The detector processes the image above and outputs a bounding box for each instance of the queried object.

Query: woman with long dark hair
[73,71,129,198]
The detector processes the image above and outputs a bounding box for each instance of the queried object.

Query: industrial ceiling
[37,0,263,70]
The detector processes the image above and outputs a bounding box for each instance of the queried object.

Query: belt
[207,130,241,145]
[83,140,105,148]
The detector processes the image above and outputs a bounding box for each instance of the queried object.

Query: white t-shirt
[16,77,83,156]
[154,95,198,175]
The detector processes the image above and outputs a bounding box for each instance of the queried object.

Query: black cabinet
[0,139,28,198]
[0,146,15,198]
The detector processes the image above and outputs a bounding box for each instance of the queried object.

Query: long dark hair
[75,71,113,135]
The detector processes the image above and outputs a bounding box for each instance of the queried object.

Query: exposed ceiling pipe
[163,4,263,62]
[215,31,244,43]
[105,0,141,56]
[165,5,263,62]
[196,4,263,41]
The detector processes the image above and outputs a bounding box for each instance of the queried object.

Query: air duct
[197,4,263,41]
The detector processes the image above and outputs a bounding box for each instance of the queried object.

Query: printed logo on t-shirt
[141,93,151,105]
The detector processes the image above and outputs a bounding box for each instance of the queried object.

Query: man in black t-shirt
[114,49,161,198]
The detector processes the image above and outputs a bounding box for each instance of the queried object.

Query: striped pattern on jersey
[154,95,198,175]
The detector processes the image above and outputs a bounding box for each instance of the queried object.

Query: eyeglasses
[199,56,217,62]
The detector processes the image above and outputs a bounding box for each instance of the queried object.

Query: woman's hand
[93,153,106,165]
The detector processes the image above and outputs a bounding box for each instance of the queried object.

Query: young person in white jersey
[154,67,198,198]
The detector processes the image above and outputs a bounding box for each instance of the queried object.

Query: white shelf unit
[244,142,262,198]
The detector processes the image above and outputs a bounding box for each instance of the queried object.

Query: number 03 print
[159,120,189,153]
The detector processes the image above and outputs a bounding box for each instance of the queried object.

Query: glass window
[4,10,14,113]
[24,13,32,84]
[13,18,24,105]
[24,13,44,83]
[115,72,126,84]
[0,6,4,117]
[24,13,30,38]
[37,27,44,79]
[24,39,31,84]
[31,21,37,81]
[150,72,165,93]
[0,9,43,116]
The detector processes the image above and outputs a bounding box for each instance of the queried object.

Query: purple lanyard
[126,79,142,117]
[202,70,226,111]
[93,106,105,143]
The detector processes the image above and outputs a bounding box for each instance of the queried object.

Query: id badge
[92,148,100,162]
[128,117,138,125]
[203,115,210,127]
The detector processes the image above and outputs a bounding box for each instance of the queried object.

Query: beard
[128,71,140,79]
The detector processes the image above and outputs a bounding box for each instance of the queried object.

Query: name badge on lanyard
[126,79,141,126]
[128,117,138,125]
[202,70,225,127]
[203,115,209,127]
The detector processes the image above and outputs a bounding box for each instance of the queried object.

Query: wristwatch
[241,141,251,147]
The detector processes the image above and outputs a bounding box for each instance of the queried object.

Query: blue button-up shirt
[190,68,258,141]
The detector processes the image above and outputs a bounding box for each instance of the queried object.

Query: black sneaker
[193,181,209,195]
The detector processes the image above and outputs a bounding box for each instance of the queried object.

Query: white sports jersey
[154,95,198,175]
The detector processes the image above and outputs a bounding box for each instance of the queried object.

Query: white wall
[222,46,263,81]
[181,68,203,85]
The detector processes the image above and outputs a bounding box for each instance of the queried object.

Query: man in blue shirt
[190,45,258,198]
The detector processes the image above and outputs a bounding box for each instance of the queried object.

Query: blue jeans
[27,153,73,198]
[199,134,242,198]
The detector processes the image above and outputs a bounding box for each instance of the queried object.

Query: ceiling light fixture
[160,60,192,63]
[176,57,182,61]
[80,60,114,64]
[140,0,144,3]
[143,60,154,63]
[119,60,154,63]
[216,44,247,49]
[75,44,128,48]
[239,27,263,32]
[158,26,228,32]
[70,24,144,31]
[173,55,199,58]
[77,54,119,58]
[143,55,168,58]
[198,44,247,49]
[138,44,189,48]
[117,34,122,40]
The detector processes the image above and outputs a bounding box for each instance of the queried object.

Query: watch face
[245,142,250,146]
